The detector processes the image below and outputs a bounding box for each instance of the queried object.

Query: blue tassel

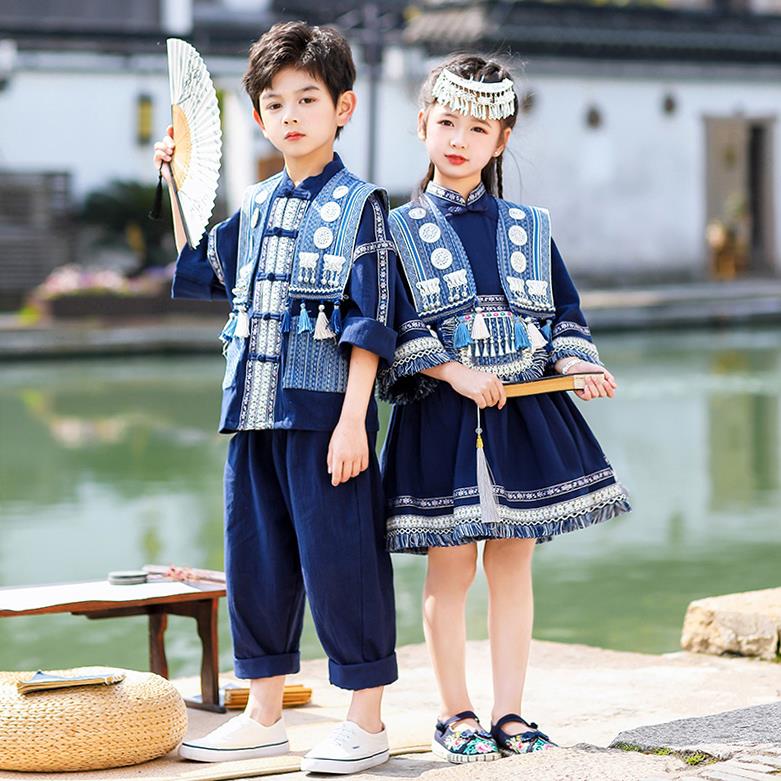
[541,321,552,341]
[330,302,342,335]
[297,302,312,334]
[220,315,237,342]
[453,317,472,349]
[281,308,291,334]
[514,316,530,350]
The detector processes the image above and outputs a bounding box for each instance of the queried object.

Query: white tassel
[235,309,250,339]
[475,407,501,524]
[526,320,548,350]
[314,304,335,340]
[471,308,490,340]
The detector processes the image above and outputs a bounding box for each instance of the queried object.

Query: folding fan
[160,38,222,248]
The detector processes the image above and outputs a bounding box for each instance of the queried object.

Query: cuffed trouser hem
[234,651,301,680]
[328,653,398,691]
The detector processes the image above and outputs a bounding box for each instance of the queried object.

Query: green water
[0,328,779,678]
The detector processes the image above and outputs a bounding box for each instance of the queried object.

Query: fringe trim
[547,336,602,367]
[387,493,631,554]
[378,336,450,405]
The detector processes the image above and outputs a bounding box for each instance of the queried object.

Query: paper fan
[166,38,222,248]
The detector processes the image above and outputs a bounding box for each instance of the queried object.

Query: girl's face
[419,102,511,183]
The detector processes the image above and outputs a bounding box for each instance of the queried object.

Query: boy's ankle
[245,706,283,727]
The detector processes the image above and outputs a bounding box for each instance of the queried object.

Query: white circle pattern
[409,207,427,220]
[431,247,453,269]
[419,223,441,243]
[320,201,341,222]
[510,251,527,273]
[314,227,334,249]
[251,210,260,228]
[508,207,525,220]
[332,185,349,198]
[508,225,528,246]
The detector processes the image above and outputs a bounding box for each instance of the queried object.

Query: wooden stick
[504,372,604,398]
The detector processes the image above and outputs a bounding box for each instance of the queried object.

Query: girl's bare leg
[423,543,480,729]
[483,537,536,735]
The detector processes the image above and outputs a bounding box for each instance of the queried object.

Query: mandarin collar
[426,180,487,208]
[278,153,345,200]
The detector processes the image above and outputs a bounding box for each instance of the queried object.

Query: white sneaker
[300,720,390,774]
[179,713,289,762]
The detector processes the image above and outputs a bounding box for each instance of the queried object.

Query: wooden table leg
[166,598,225,713]
[148,608,169,679]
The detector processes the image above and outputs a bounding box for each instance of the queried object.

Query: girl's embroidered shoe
[432,710,501,763]
[491,713,557,756]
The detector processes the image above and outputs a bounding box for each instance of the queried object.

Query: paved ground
[172,638,781,781]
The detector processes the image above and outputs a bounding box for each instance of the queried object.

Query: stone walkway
[173,638,781,781]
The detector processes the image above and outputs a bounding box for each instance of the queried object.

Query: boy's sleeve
[337,194,399,364]
[171,209,240,303]
[546,238,602,367]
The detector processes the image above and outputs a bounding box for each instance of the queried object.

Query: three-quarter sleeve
[171,210,240,303]
[337,195,399,365]
[546,239,602,367]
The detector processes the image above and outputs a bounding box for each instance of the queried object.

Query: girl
[379,54,631,763]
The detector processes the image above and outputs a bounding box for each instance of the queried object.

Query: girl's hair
[417,53,518,199]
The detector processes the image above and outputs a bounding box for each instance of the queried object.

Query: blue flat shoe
[491,713,558,755]
[432,710,501,763]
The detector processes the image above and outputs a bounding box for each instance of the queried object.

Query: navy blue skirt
[381,382,631,554]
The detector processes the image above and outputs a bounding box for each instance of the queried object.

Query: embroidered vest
[389,194,554,382]
[225,168,387,339]
[389,194,554,322]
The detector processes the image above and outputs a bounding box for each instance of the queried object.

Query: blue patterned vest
[389,194,554,382]
[220,168,386,428]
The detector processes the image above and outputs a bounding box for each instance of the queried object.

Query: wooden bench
[0,575,227,713]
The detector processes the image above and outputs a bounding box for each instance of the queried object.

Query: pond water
[0,327,779,678]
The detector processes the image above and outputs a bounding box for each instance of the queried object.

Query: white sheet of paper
[0,580,202,613]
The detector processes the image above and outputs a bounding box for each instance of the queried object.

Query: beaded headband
[431,68,516,121]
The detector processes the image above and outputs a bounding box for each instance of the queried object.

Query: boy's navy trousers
[224,429,398,690]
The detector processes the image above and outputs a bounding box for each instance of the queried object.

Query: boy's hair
[243,21,356,139]
[417,53,519,199]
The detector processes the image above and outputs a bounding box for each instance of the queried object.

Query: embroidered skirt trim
[387,482,630,553]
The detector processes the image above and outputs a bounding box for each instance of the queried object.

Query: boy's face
[420,102,511,183]
[253,67,356,159]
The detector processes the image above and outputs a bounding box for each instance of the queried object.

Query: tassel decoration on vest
[471,307,490,341]
[235,308,250,339]
[219,314,237,343]
[541,321,552,342]
[453,317,472,349]
[526,319,548,350]
[281,308,291,334]
[297,302,313,334]
[330,302,342,335]
[475,406,501,524]
[314,303,335,340]
[513,316,530,351]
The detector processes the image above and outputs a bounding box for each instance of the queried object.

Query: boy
[153,21,400,774]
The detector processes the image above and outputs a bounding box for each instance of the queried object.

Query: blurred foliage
[80,180,174,271]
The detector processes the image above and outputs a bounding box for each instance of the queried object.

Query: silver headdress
[431,68,516,121]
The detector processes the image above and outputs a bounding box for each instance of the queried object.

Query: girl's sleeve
[377,269,451,404]
[547,238,603,367]
[337,194,399,364]
[171,210,240,303]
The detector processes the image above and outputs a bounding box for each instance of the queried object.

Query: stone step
[681,588,781,660]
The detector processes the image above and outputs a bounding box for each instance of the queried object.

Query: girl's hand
[445,364,506,409]
[152,125,175,185]
[327,417,369,486]
[556,358,617,400]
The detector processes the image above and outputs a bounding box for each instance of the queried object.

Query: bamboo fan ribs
[165,38,222,248]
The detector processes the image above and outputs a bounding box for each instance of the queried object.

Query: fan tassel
[475,407,501,524]
[149,166,164,221]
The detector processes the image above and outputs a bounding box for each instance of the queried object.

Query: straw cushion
[0,667,188,772]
